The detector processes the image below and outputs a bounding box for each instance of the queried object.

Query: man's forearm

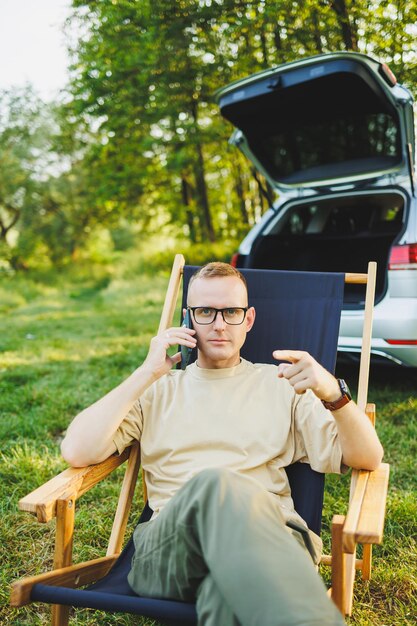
[61,365,156,467]
[331,401,383,470]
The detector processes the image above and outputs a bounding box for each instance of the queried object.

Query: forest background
[1,0,417,271]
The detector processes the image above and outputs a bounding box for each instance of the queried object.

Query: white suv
[216,52,417,367]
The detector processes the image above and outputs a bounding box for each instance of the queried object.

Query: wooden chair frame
[11,254,389,624]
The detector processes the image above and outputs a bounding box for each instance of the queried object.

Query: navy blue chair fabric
[30,266,345,622]
[31,504,197,624]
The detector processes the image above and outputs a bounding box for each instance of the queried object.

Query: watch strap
[322,379,352,411]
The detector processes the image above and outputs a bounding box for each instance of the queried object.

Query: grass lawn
[1,257,416,625]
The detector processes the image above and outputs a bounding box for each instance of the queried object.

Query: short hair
[188,262,247,293]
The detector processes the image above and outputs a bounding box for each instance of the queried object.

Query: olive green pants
[128,468,345,626]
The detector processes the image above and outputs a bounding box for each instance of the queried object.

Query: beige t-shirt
[113,359,344,529]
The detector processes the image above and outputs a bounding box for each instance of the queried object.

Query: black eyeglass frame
[188,306,249,325]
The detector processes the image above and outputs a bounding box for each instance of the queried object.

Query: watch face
[339,379,352,400]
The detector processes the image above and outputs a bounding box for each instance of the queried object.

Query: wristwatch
[322,379,352,411]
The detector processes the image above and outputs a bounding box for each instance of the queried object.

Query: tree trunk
[260,27,269,68]
[273,26,283,57]
[312,10,323,53]
[331,0,359,51]
[0,206,20,242]
[190,102,215,242]
[181,175,197,243]
[193,139,215,242]
[232,157,250,226]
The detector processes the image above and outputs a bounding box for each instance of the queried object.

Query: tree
[0,88,54,268]
[68,0,277,242]
[0,89,113,268]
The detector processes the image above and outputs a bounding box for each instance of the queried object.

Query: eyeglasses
[188,306,248,325]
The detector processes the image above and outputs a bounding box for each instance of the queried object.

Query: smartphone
[180,309,193,370]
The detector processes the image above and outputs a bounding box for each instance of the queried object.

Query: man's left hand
[273,350,341,402]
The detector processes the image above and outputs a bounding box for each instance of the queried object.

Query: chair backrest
[181,265,345,534]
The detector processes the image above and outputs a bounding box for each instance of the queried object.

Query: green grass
[1,252,416,625]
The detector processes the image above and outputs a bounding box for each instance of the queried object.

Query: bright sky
[0,0,72,100]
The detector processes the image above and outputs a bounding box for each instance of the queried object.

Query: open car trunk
[216,54,413,190]
[247,192,405,307]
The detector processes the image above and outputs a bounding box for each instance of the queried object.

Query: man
[62,262,383,626]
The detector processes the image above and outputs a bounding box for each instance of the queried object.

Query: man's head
[186,262,255,369]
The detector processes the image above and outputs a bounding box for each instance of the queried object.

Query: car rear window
[276,199,403,237]
[260,112,400,183]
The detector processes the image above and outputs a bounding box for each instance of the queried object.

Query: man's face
[186,276,255,369]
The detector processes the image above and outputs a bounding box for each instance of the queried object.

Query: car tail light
[385,339,417,345]
[379,63,397,86]
[388,243,417,270]
[230,253,240,268]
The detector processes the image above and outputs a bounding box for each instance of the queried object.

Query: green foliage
[110,224,137,251]
[125,237,240,275]
[0,87,50,268]
[0,90,101,270]
[1,1,417,270]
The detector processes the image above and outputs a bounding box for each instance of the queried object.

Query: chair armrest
[19,447,131,523]
[343,462,390,553]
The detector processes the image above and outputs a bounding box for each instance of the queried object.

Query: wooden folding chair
[11,254,389,624]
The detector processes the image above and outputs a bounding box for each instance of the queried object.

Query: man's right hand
[142,327,197,381]
[61,326,197,467]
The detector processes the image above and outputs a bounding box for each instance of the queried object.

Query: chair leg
[362,544,372,580]
[51,495,76,626]
[331,514,358,616]
[331,515,346,615]
[51,603,70,626]
[344,551,356,616]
